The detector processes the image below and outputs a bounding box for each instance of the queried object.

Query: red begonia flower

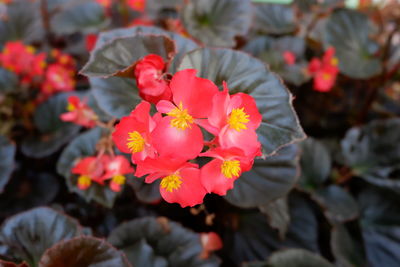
[151,115,203,160]
[135,157,206,207]
[313,66,338,92]
[283,51,296,65]
[102,155,135,192]
[308,47,339,92]
[112,101,157,164]
[71,155,110,190]
[60,95,98,128]
[127,0,145,12]
[86,34,98,52]
[41,64,76,94]
[134,54,171,104]
[0,41,35,75]
[200,147,253,195]
[152,69,219,159]
[200,232,223,259]
[200,82,262,157]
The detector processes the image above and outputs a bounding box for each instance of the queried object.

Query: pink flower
[102,155,135,192]
[200,232,223,259]
[112,101,158,164]
[199,82,262,157]
[135,157,206,207]
[41,64,76,94]
[71,155,110,190]
[153,69,219,160]
[200,147,253,195]
[283,51,296,65]
[134,54,171,104]
[60,96,98,128]
[308,47,339,92]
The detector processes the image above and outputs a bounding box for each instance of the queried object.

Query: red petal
[151,116,204,160]
[219,126,262,158]
[200,159,237,195]
[160,167,206,207]
[230,93,262,130]
[170,69,218,118]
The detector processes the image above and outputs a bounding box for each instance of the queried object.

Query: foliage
[0,0,399,266]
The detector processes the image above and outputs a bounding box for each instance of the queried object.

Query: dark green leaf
[0,135,15,193]
[243,36,309,86]
[225,192,319,263]
[21,93,80,158]
[94,26,198,73]
[90,76,140,119]
[0,0,44,46]
[312,185,359,222]
[253,3,296,35]
[358,186,400,267]
[0,68,18,93]
[182,0,251,47]
[108,217,220,267]
[38,236,131,267]
[225,145,299,208]
[57,127,119,208]
[341,118,400,192]
[178,48,305,155]
[266,249,334,267]
[127,177,161,204]
[51,2,110,35]
[0,207,83,266]
[81,35,176,78]
[331,224,366,267]
[298,138,331,191]
[0,173,59,218]
[323,9,382,79]
[259,197,290,239]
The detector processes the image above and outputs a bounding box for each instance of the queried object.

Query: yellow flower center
[322,73,332,81]
[127,131,145,153]
[78,175,91,189]
[330,57,338,66]
[67,102,76,111]
[167,102,194,130]
[26,46,35,54]
[221,160,241,178]
[227,108,250,131]
[160,174,182,192]
[112,175,126,185]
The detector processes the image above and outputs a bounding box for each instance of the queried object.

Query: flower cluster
[308,47,339,92]
[0,41,46,85]
[0,41,76,101]
[60,95,98,128]
[112,55,262,207]
[72,155,134,192]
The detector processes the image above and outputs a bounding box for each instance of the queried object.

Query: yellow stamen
[26,46,35,54]
[67,103,76,111]
[331,57,338,66]
[112,175,126,185]
[127,131,145,153]
[160,174,182,192]
[227,108,250,131]
[78,175,91,189]
[167,102,194,130]
[221,160,241,178]
[322,73,332,81]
